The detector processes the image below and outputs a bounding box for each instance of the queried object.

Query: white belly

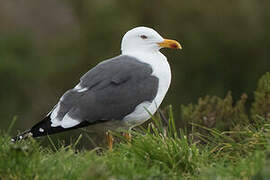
[122,51,171,129]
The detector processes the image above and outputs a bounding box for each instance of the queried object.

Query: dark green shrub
[251,72,270,124]
[180,72,270,147]
[181,92,249,132]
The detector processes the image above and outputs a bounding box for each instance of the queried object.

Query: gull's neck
[121,49,170,76]
[121,49,162,63]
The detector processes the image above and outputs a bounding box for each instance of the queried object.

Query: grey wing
[50,55,159,127]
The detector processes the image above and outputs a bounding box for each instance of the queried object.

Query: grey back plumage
[53,55,159,125]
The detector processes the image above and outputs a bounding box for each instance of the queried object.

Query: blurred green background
[1,0,270,136]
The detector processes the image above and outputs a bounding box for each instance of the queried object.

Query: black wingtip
[11,129,33,142]
[12,115,91,142]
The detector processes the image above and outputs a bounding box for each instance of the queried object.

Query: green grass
[2,109,270,180]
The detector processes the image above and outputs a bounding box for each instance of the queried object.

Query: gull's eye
[140,35,148,39]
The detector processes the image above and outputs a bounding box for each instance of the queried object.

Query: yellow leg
[123,132,131,142]
[106,131,114,150]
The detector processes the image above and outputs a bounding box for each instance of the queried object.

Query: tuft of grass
[0,134,109,180]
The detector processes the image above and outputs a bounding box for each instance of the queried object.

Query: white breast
[122,51,171,129]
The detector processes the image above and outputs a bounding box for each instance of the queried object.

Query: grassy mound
[1,72,270,180]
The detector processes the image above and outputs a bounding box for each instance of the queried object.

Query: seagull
[12,27,182,148]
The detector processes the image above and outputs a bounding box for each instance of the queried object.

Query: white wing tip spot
[39,128,44,132]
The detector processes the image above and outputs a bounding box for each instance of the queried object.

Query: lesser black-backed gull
[12,27,182,148]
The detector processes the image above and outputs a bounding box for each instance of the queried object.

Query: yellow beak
[158,39,182,49]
